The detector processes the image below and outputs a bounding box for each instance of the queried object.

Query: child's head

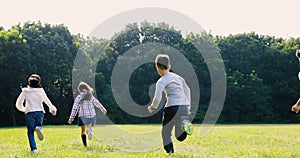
[78,82,93,93]
[155,54,171,76]
[296,50,300,59]
[296,50,300,63]
[28,74,42,88]
[78,82,93,101]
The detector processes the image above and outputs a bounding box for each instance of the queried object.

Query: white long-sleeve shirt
[150,72,191,109]
[15,87,57,114]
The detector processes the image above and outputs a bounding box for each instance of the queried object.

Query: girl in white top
[16,74,57,153]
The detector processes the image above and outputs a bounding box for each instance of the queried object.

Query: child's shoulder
[164,72,183,79]
[157,73,174,83]
[170,72,185,80]
[22,87,44,92]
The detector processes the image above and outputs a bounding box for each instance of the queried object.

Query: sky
[1,0,300,38]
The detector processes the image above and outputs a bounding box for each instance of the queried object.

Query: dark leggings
[162,105,189,153]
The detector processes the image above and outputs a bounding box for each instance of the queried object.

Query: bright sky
[1,0,299,38]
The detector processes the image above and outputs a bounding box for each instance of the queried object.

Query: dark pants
[162,105,189,153]
[25,111,44,151]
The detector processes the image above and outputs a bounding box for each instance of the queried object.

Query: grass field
[0,124,300,157]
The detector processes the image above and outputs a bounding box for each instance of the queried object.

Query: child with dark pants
[162,105,189,153]
[148,54,193,155]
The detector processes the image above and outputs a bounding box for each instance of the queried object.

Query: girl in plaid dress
[68,82,107,146]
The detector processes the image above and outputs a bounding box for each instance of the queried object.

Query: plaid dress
[69,92,106,121]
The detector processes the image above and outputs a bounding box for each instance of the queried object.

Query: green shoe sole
[183,122,193,135]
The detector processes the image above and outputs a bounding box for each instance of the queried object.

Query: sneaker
[168,152,175,157]
[31,149,37,153]
[183,121,193,135]
[87,127,92,140]
[35,127,44,140]
[181,116,193,135]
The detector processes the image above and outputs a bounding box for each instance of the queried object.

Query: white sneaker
[31,149,37,153]
[35,127,44,140]
[87,127,92,140]
[168,152,175,157]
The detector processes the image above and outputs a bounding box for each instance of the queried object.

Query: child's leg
[25,112,37,151]
[35,112,44,140]
[86,123,93,140]
[175,105,193,141]
[175,119,187,142]
[86,123,92,129]
[81,125,86,134]
[78,117,87,146]
[81,125,87,147]
[35,111,44,128]
[162,106,178,153]
[162,119,174,153]
[180,106,193,136]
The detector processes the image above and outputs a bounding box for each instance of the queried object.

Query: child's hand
[103,109,107,115]
[291,104,300,113]
[51,110,57,116]
[148,106,154,113]
[68,120,72,124]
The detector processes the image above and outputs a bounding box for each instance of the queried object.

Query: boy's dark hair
[28,74,42,88]
[155,54,170,70]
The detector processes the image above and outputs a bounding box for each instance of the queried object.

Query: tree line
[1,21,300,126]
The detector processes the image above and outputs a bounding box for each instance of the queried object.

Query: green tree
[222,70,273,123]
[0,22,78,126]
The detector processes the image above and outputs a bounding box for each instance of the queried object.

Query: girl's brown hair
[78,82,93,102]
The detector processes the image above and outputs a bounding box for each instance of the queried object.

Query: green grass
[1,124,300,157]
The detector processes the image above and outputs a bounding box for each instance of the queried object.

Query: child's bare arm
[291,98,300,113]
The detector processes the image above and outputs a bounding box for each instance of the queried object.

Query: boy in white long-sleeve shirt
[148,54,193,154]
[16,74,57,153]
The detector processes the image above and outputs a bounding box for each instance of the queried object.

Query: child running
[68,82,107,147]
[291,50,300,113]
[15,74,57,153]
[148,54,193,155]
